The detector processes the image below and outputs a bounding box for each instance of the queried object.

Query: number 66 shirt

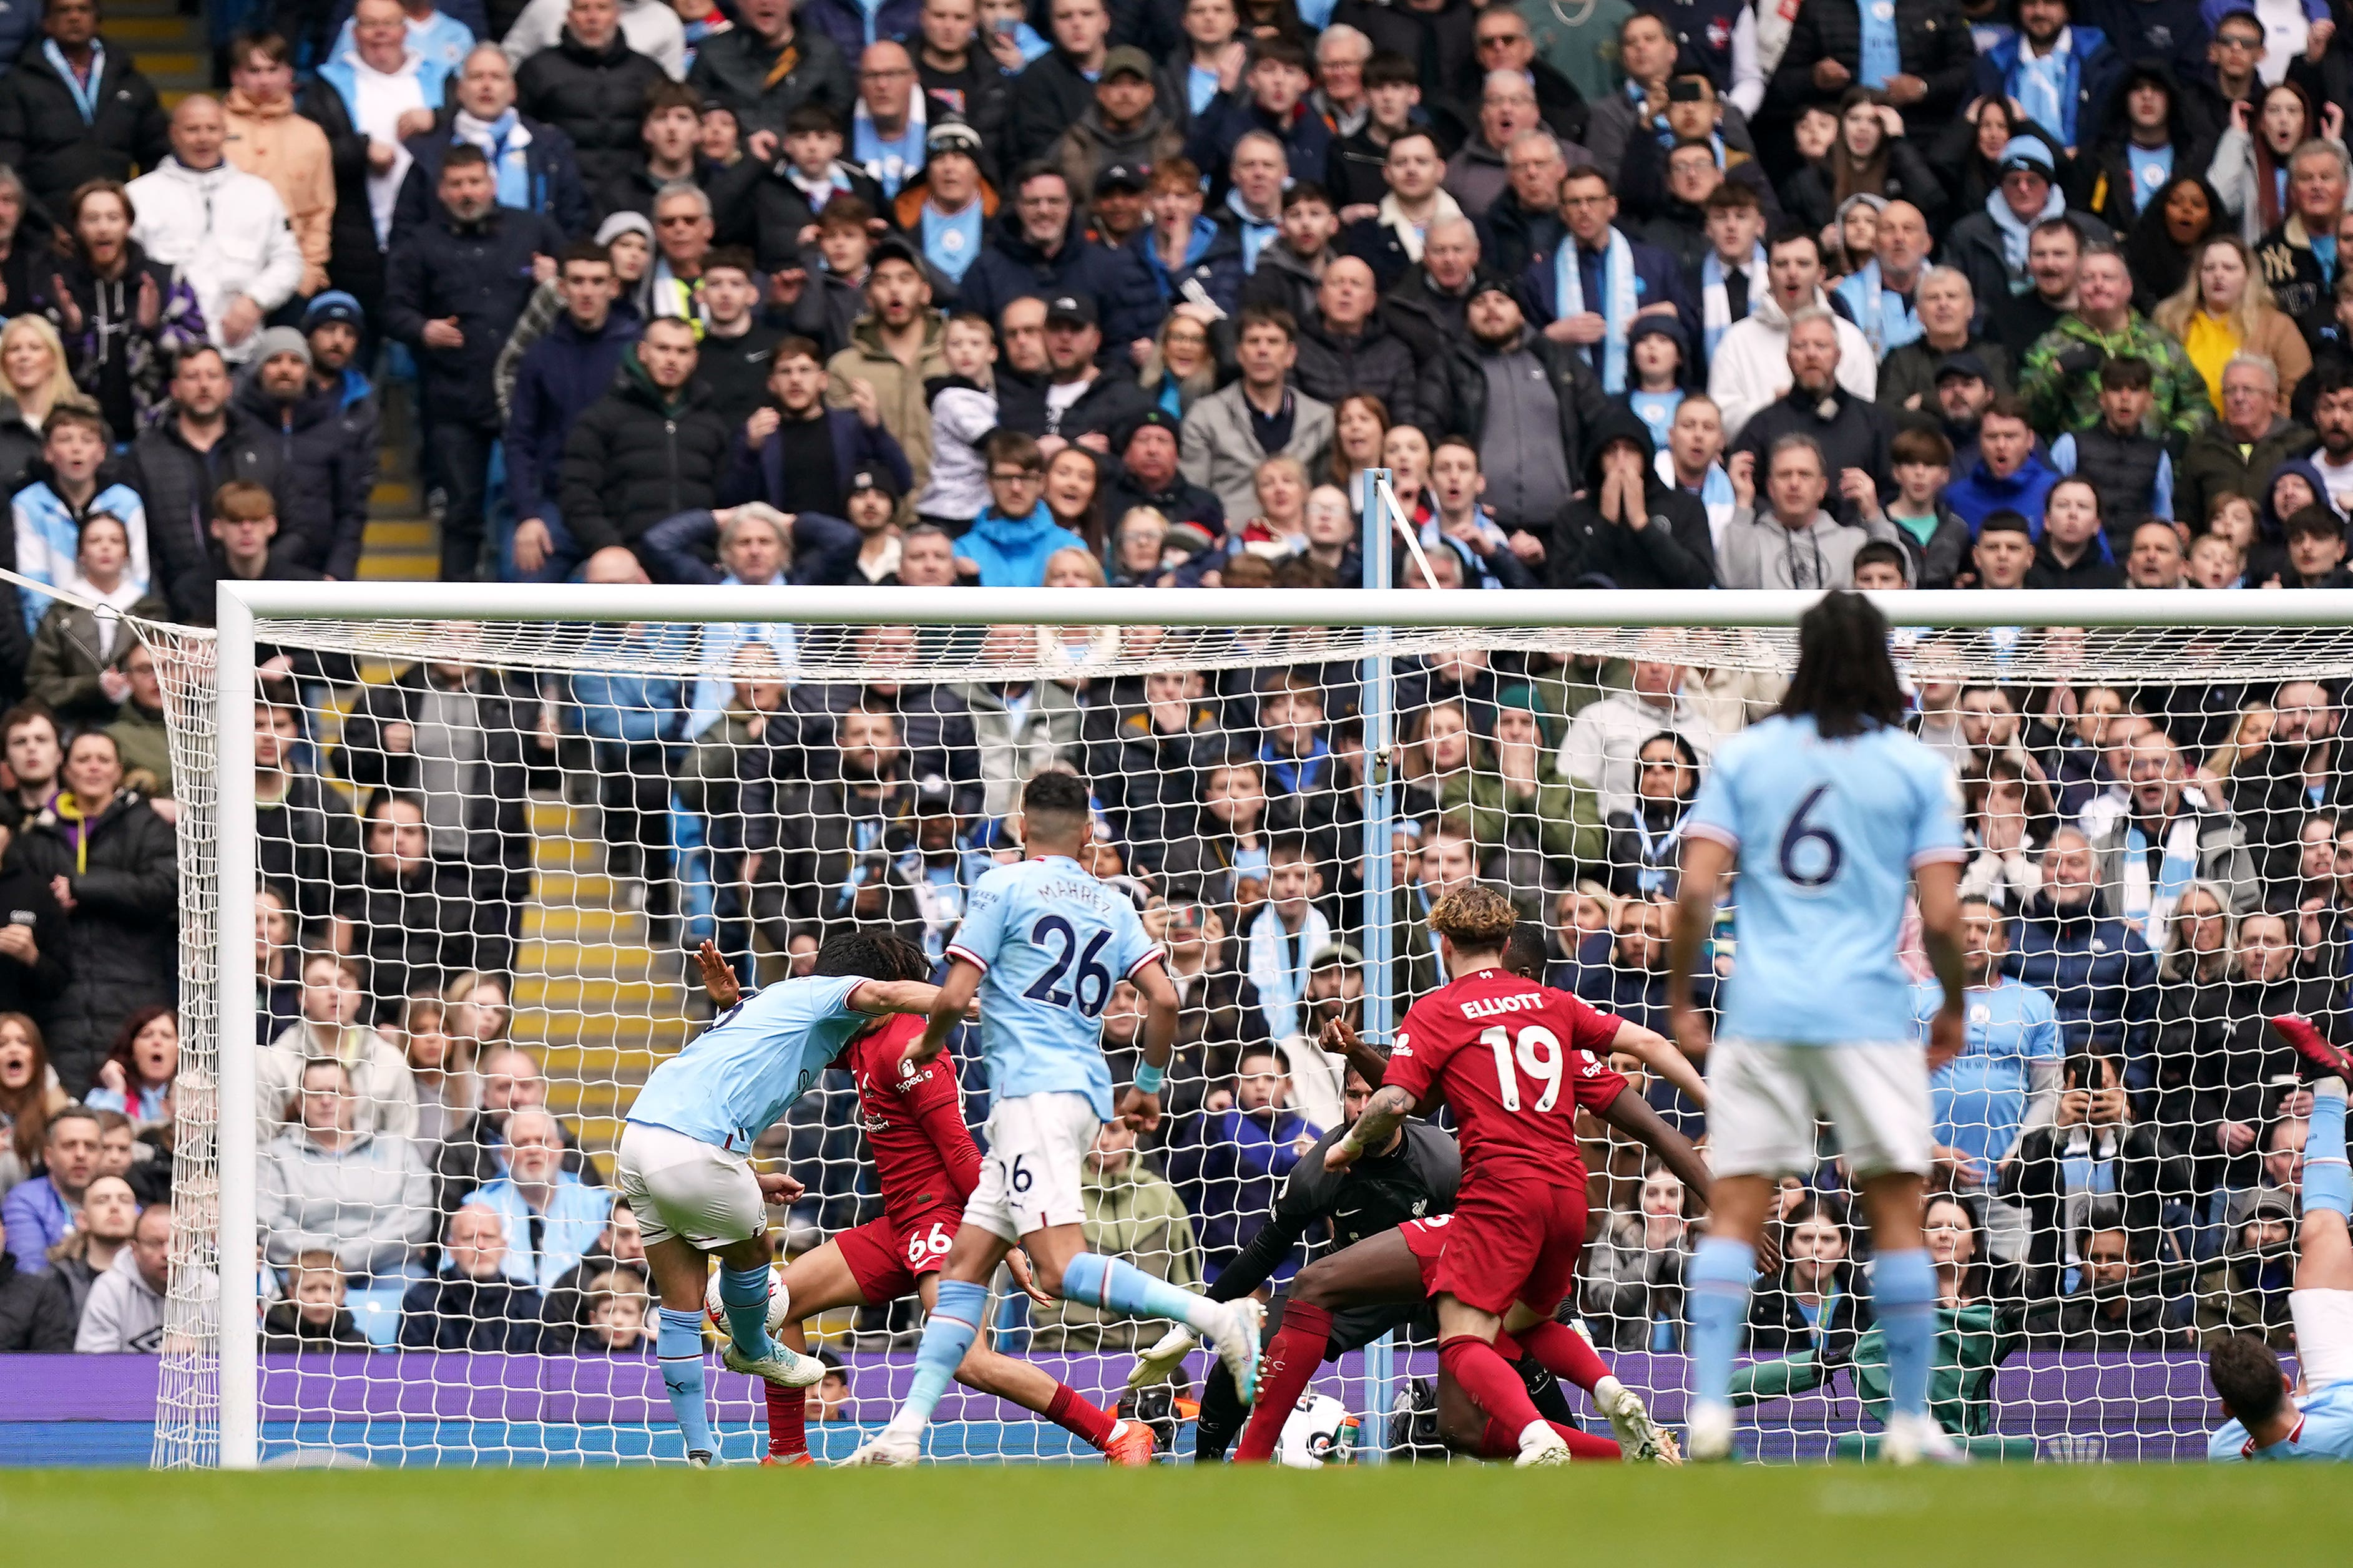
[1383,970,1630,1189]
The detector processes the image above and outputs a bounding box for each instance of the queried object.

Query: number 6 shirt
[947,854,1165,1119]
[1383,970,1630,1190]
[1683,713,1964,1045]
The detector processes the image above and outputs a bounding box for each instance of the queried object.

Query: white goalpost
[149,580,2353,1469]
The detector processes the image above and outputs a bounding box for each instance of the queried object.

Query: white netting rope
[142,593,2353,1466]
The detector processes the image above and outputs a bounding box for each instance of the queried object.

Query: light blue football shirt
[1915,977,2064,1172]
[626,975,871,1151]
[2211,1380,2353,1461]
[1685,714,1964,1043]
[947,855,1163,1119]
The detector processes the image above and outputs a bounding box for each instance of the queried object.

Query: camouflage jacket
[2017,312,2215,441]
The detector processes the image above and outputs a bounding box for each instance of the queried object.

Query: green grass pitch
[3,1465,2347,1566]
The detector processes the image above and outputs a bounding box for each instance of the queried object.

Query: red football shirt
[832,1013,983,1225]
[1383,969,1630,1190]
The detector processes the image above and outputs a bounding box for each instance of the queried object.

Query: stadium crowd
[0,0,2344,1426]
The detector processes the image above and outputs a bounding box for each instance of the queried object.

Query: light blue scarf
[45,39,103,122]
[1836,261,1924,359]
[2010,29,2077,147]
[2119,804,2203,948]
[1985,180,2067,293]
[1858,0,1901,87]
[454,109,532,212]
[1555,226,1638,393]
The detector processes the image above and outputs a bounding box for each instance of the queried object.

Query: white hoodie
[125,158,305,362]
[502,0,687,79]
[1705,285,1877,443]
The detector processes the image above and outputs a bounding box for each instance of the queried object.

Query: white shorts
[961,1091,1099,1244]
[615,1121,765,1250]
[2292,1288,2353,1390]
[1707,1037,1933,1181]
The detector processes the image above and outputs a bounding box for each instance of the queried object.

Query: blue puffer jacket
[956,503,1087,588]
[2002,895,2158,1074]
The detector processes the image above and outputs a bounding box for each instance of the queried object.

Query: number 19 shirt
[947,855,1164,1119]
[1683,714,1964,1045]
[1384,971,1629,1192]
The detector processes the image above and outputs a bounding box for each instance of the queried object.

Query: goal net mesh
[143,601,2353,1468]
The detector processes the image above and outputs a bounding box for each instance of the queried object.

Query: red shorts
[1399,1214,1452,1297]
[834,1207,959,1305]
[1428,1177,1589,1319]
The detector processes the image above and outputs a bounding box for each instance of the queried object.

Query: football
[1276,1393,1353,1469]
[703,1265,792,1337]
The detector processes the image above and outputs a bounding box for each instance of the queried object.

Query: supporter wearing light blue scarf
[1986,138,2067,294]
[1857,0,1901,86]
[454,109,534,211]
[1701,240,1766,360]
[2008,26,2082,148]
[1555,225,1638,393]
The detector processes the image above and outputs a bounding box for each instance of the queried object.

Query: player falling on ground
[1141,922,1715,1464]
[844,771,1265,1466]
[1668,588,1971,1466]
[2208,1015,2353,1461]
[617,932,954,1466]
[1281,884,1665,1466]
[692,947,1156,1466]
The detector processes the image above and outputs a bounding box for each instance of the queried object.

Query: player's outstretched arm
[1319,1016,1391,1089]
[1668,836,1734,1061]
[1324,1084,1414,1173]
[1598,1084,1714,1205]
[902,957,984,1068]
[855,979,948,1017]
[1608,1018,1708,1109]
[1914,859,1969,1069]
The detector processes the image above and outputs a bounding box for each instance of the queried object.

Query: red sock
[1513,1319,1613,1398]
[1233,1300,1333,1463]
[1477,1416,1621,1461]
[765,1380,806,1458]
[1438,1335,1548,1440]
[1044,1381,1118,1449]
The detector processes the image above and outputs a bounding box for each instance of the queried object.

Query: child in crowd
[2050,357,2173,550]
[1625,318,1690,452]
[1968,510,2037,590]
[1878,427,1970,590]
[917,313,999,527]
[2188,532,2247,587]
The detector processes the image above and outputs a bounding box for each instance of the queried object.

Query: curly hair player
[1668,590,1971,1465]
[2208,1015,2353,1461]
[615,929,956,1466]
[844,771,1264,1465]
[692,945,1155,1466]
[1140,920,1716,1463]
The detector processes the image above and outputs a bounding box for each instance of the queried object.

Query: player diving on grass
[1138,919,1717,1463]
[690,942,1157,1466]
[2208,1015,2353,1461]
[615,929,957,1466]
[1668,588,1971,1466]
[844,771,1266,1466]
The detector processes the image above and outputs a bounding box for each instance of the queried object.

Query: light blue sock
[1874,1248,1939,1423]
[1060,1251,1223,1336]
[1686,1237,1756,1411]
[895,1278,986,1433]
[657,1306,717,1457]
[2307,1081,2350,1220]
[718,1264,777,1360]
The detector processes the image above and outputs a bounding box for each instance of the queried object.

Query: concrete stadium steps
[516,796,696,1154]
[106,0,207,105]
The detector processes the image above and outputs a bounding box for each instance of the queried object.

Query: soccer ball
[703,1265,792,1337]
[1277,1393,1353,1469]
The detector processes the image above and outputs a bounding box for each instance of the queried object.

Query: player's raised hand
[695,940,742,1009]
[1115,1085,1163,1132]
[1004,1247,1055,1305]
[756,1169,805,1205]
[1667,1001,1711,1064]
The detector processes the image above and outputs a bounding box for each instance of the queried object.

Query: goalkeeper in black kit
[1130,1046,1575,1460]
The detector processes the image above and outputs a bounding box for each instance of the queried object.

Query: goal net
[140,583,2353,1468]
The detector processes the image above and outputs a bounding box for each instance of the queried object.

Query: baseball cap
[301,290,365,332]
[914,774,956,812]
[1045,293,1098,328]
[1095,161,1148,195]
[846,464,903,500]
[868,235,924,274]
[1934,351,1992,384]
[1101,44,1155,80]
[1308,942,1364,970]
[926,119,984,157]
